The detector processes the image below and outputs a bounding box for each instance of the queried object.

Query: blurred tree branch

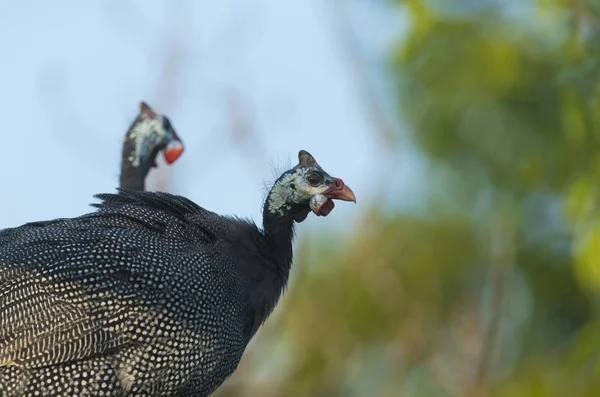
[330,0,403,150]
[145,1,191,193]
[471,209,514,397]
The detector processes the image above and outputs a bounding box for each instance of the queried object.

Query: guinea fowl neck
[119,163,146,191]
[120,141,152,191]
[261,178,312,277]
[262,211,296,277]
[228,195,299,341]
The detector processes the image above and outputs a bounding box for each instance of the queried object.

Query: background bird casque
[3,1,600,396]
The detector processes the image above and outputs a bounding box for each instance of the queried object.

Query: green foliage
[215,1,600,395]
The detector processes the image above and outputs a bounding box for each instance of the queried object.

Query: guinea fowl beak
[163,135,184,165]
[326,178,356,203]
[310,178,356,217]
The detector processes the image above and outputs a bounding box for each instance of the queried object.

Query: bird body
[1,192,250,396]
[0,151,355,396]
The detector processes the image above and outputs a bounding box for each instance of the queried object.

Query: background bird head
[124,101,184,171]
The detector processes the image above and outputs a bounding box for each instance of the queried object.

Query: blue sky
[1,0,418,236]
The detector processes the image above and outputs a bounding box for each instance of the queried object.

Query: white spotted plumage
[0,192,246,396]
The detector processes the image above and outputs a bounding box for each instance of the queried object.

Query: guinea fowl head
[264,150,356,224]
[126,102,184,167]
[120,102,184,190]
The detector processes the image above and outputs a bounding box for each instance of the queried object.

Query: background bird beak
[163,138,184,164]
[326,178,357,203]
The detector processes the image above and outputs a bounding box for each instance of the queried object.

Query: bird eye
[307,172,323,186]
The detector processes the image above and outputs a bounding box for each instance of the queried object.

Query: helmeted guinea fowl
[120,101,184,191]
[0,150,355,396]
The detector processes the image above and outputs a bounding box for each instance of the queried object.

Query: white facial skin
[309,194,329,213]
[127,116,169,167]
[268,168,331,216]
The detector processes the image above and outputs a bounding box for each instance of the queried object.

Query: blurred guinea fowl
[0,102,182,234]
[0,150,355,396]
[120,101,184,190]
